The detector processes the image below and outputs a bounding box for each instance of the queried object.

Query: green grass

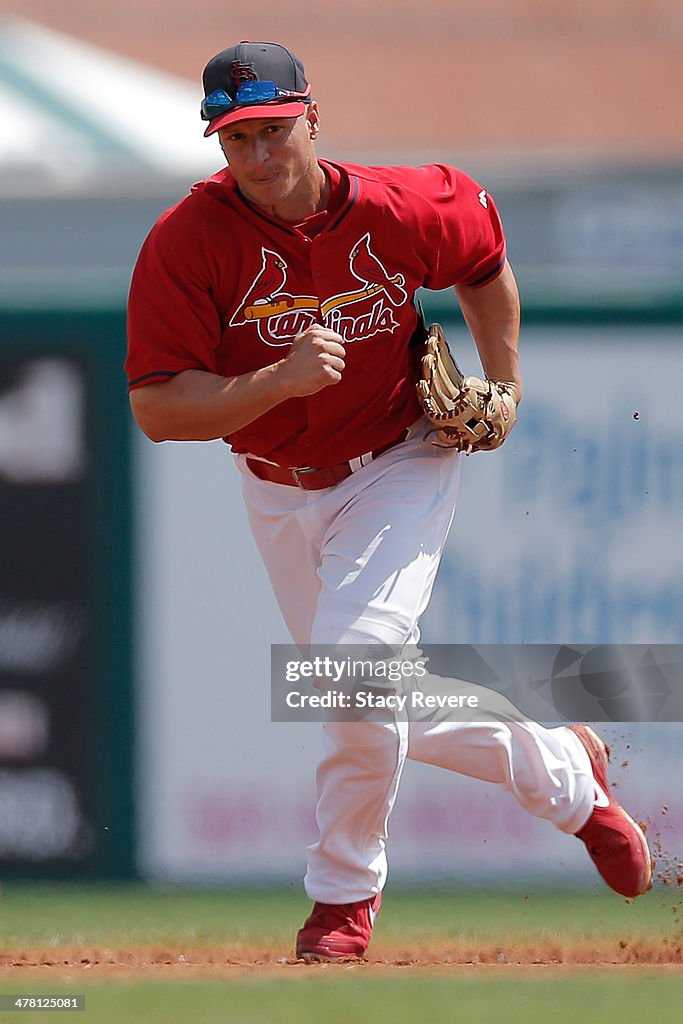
[0,883,679,949]
[0,975,682,1024]
[0,883,306,949]
[0,885,681,1023]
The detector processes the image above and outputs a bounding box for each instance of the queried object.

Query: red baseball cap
[201,41,311,137]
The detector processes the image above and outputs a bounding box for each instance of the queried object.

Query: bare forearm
[129,364,290,442]
[454,259,522,398]
[129,326,347,442]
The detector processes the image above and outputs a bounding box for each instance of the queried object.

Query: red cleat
[570,724,653,898]
[296,894,381,961]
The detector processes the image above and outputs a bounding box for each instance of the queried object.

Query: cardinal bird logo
[229,234,410,346]
[349,233,407,307]
[231,248,288,322]
[229,246,319,343]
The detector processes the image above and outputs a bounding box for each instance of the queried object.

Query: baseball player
[126,41,653,961]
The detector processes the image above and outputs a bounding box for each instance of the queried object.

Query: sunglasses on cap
[201,80,312,121]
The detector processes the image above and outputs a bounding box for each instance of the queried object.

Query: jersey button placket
[309,239,328,310]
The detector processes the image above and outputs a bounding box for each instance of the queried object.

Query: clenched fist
[276,326,346,398]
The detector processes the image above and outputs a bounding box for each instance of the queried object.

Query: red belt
[245,429,409,490]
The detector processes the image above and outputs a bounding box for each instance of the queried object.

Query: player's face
[218,107,321,219]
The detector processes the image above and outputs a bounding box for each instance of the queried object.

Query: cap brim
[204,100,308,137]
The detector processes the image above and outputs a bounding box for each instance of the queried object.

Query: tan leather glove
[416,323,519,452]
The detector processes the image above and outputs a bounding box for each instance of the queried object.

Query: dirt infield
[2,883,681,985]
[2,937,683,976]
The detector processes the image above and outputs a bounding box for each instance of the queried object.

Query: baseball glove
[416,323,519,452]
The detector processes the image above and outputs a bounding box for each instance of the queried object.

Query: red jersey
[126,160,505,467]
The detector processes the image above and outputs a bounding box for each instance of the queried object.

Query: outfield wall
[0,310,134,879]
[135,323,683,883]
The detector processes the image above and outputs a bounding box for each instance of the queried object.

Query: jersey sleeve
[125,200,222,391]
[422,165,506,291]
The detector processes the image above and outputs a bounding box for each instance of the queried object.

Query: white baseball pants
[236,421,595,903]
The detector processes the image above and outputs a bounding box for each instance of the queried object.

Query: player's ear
[307,103,320,141]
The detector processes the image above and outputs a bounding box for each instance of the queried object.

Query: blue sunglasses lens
[201,81,297,120]
[236,81,280,104]
[201,89,234,119]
